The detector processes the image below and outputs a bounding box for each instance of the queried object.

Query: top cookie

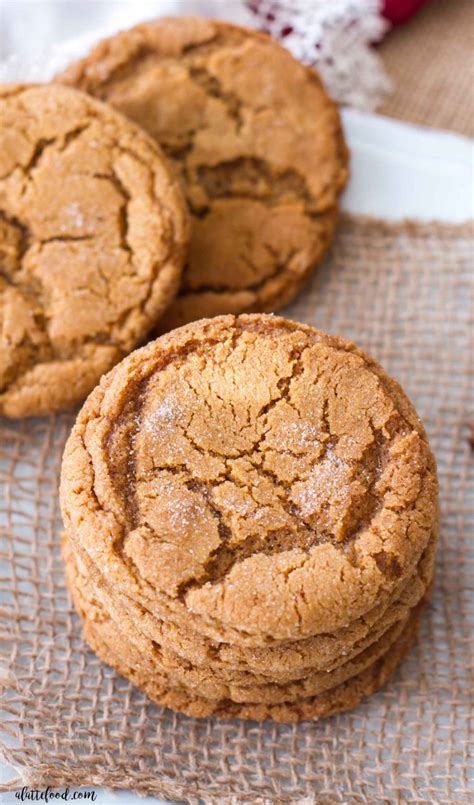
[60,314,438,645]
[0,83,188,417]
[58,17,349,330]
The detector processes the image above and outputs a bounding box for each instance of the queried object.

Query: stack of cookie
[60,315,438,721]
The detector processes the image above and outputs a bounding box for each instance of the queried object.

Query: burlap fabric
[1,215,472,804]
[379,0,474,137]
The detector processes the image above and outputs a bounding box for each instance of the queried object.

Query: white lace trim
[246,0,392,109]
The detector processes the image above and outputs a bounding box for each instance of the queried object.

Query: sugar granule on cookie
[58,17,349,330]
[0,83,189,417]
[60,314,438,721]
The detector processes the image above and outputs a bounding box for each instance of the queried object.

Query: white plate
[341,108,473,222]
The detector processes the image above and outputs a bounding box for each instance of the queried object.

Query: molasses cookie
[61,314,438,641]
[70,577,424,722]
[61,314,438,720]
[58,17,348,330]
[0,83,188,417]
[63,524,435,681]
[63,532,429,705]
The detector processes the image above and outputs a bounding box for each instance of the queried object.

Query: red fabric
[383,0,431,25]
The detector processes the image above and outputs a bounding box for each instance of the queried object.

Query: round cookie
[60,314,438,649]
[58,17,349,330]
[0,83,188,417]
[63,525,436,680]
[78,596,423,722]
[64,536,428,704]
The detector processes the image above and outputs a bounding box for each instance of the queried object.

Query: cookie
[61,313,437,720]
[63,524,435,681]
[0,83,188,417]
[77,592,423,722]
[60,314,438,650]
[64,534,429,704]
[58,17,348,330]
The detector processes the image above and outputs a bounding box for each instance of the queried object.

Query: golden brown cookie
[58,17,348,330]
[64,531,429,704]
[61,313,437,720]
[0,83,188,417]
[77,592,424,722]
[63,524,435,681]
[61,314,438,645]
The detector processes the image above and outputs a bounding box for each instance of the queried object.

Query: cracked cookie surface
[63,524,435,680]
[60,314,438,645]
[63,523,430,704]
[74,583,424,722]
[58,17,348,330]
[0,83,188,417]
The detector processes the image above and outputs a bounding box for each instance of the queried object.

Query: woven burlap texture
[1,215,473,804]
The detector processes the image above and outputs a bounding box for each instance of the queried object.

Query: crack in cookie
[60,315,438,644]
[58,16,349,329]
[0,84,189,416]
